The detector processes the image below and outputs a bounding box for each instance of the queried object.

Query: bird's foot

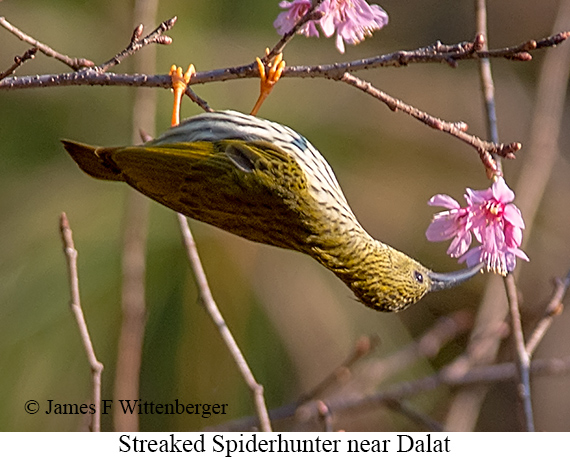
[250,50,285,116]
[169,64,196,127]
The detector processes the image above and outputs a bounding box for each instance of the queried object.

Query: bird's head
[349,247,483,312]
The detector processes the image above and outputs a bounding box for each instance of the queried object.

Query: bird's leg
[250,50,285,116]
[169,64,196,127]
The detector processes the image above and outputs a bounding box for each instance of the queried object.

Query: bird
[62,109,482,312]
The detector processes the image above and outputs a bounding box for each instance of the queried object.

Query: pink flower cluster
[426,178,529,275]
[274,0,389,53]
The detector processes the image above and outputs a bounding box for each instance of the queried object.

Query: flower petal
[492,177,515,204]
[428,194,460,209]
[319,1,337,37]
[510,247,530,262]
[274,0,317,36]
[335,32,346,53]
[426,215,459,241]
[318,0,389,52]
[427,177,527,273]
[465,186,493,205]
[504,203,525,229]
[504,223,523,248]
[459,246,483,268]
[447,230,472,257]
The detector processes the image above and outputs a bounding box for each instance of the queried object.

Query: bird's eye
[414,271,424,283]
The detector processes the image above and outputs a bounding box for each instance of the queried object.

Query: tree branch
[299,335,381,403]
[112,0,158,432]
[0,16,94,70]
[207,355,570,431]
[176,214,272,432]
[3,32,568,90]
[526,269,570,356]
[0,46,37,80]
[95,16,175,73]
[339,72,519,173]
[504,274,534,431]
[2,17,565,166]
[59,212,104,432]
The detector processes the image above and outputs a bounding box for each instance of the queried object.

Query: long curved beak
[428,263,484,292]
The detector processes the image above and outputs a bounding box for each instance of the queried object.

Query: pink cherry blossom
[274,0,388,53]
[273,0,319,37]
[320,0,389,53]
[427,178,528,275]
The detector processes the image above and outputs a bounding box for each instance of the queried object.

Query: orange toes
[169,64,196,126]
[250,52,285,116]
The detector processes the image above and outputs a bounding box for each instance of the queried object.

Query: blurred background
[1,0,569,432]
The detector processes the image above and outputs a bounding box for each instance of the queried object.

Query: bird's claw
[169,64,196,127]
[251,51,285,116]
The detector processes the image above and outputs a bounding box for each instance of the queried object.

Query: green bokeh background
[1,0,569,431]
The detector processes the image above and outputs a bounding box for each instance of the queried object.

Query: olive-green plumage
[63,110,480,312]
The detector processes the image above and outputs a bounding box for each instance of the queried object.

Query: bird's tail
[62,140,125,182]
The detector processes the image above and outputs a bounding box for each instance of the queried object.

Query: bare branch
[526,270,570,356]
[95,16,176,73]
[316,401,334,432]
[0,18,565,156]
[208,355,570,432]
[0,16,94,70]
[176,213,272,432]
[444,0,570,433]
[0,47,37,80]
[2,31,568,90]
[113,1,159,431]
[383,399,444,432]
[280,31,570,75]
[314,356,569,429]
[475,4,502,175]
[113,192,149,433]
[59,212,104,432]
[481,31,570,60]
[292,312,471,431]
[299,335,381,403]
[184,85,213,113]
[504,274,534,431]
[339,72,519,173]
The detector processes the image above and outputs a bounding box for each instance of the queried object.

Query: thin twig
[383,399,444,432]
[264,0,326,62]
[378,311,473,377]
[95,16,176,73]
[446,0,512,432]
[475,2,502,175]
[184,85,213,113]
[207,355,570,432]
[445,0,531,431]
[113,192,149,434]
[294,312,471,431]
[316,401,334,432]
[0,19,564,158]
[0,16,94,70]
[176,213,272,432]
[339,72,519,172]
[59,212,104,432]
[3,32,568,90]
[112,1,158,432]
[526,270,570,356]
[314,356,569,429]
[0,47,37,80]
[515,2,570,242]
[299,335,380,403]
[504,275,535,431]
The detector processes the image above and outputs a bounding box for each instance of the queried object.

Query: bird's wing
[103,139,306,210]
